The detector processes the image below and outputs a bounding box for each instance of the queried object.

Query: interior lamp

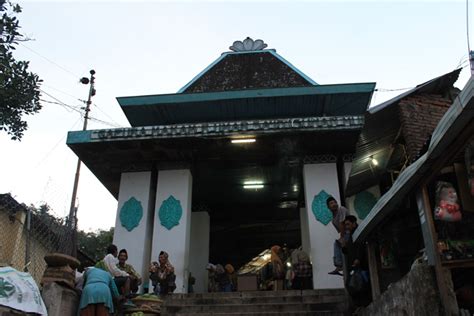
[231,138,256,144]
[370,155,379,166]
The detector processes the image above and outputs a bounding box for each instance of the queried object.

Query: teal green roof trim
[268,50,317,85]
[119,83,375,107]
[67,130,92,144]
[177,53,228,93]
[177,49,317,93]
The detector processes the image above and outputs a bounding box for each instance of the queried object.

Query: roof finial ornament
[229,37,268,52]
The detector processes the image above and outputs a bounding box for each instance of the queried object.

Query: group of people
[78,245,176,315]
[269,245,313,291]
[77,196,368,314]
[207,263,237,292]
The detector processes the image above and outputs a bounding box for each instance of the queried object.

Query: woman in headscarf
[292,250,313,290]
[149,251,176,295]
[225,264,237,291]
[79,267,122,316]
[270,245,284,280]
[206,263,218,292]
[215,264,232,292]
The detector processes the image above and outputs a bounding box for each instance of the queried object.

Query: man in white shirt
[96,244,131,296]
[327,196,350,276]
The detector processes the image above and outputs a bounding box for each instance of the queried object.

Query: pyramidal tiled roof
[179,38,317,93]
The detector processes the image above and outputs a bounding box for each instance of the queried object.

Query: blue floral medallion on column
[158,195,183,230]
[0,277,16,299]
[119,197,143,232]
[311,190,333,225]
[354,191,378,220]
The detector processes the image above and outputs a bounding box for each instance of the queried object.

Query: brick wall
[398,93,452,162]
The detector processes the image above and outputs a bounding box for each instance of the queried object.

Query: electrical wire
[375,87,413,92]
[19,43,81,79]
[42,83,83,102]
[35,116,83,169]
[467,0,471,54]
[93,103,122,127]
[39,90,84,114]
[2,59,121,129]
[88,116,121,128]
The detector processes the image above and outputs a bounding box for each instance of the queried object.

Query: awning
[117,83,375,126]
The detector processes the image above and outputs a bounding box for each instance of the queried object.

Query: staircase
[161,289,350,316]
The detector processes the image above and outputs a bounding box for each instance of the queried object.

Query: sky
[0,0,472,232]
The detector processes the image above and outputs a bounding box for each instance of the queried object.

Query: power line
[88,116,121,128]
[35,116,83,169]
[19,43,80,79]
[375,87,413,92]
[467,0,471,54]
[2,59,122,129]
[93,103,122,127]
[42,83,83,102]
[39,90,84,114]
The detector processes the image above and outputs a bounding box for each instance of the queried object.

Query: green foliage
[77,227,114,262]
[0,0,42,141]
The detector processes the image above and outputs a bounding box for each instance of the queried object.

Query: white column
[303,163,344,289]
[151,169,192,293]
[113,171,155,290]
[299,208,310,255]
[189,212,210,293]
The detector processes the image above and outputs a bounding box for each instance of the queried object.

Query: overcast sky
[0,0,471,231]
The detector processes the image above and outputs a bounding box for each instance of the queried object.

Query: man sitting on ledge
[96,244,132,297]
[117,249,142,293]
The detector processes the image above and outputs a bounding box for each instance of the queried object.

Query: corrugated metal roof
[345,69,462,197]
[369,68,461,114]
[117,83,375,126]
[354,76,474,242]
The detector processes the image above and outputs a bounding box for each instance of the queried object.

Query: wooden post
[416,186,458,315]
[367,241,381,300]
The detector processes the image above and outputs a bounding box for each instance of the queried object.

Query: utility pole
[68,69,96,257]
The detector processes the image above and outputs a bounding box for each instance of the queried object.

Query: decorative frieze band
[86,116,364,142]
[303,154,337,164]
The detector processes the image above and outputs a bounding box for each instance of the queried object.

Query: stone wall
[360,264,442,316]
[0,208,55,284]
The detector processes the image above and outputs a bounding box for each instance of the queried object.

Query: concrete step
[167,289,347,300]
[172,312,345,316]
[161,289,350,316]
[162,294,345,305]
[163,302,346,314]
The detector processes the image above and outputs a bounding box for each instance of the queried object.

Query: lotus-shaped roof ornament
[229,37,268,52]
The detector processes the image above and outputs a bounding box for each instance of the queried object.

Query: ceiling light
[286,262,292,267]
[370,155,379,166]
[244,184,264,189]
[244,180,263,185]
[293,185,298,192]
[231,138,256,144]
[278,201,298,208]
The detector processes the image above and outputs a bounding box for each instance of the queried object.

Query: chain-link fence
[0,194,75,284]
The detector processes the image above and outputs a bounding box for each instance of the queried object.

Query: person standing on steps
[326,196,350,276]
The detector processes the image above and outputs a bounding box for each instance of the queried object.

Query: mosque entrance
[190,130,355,270]
[193,161,303,269]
